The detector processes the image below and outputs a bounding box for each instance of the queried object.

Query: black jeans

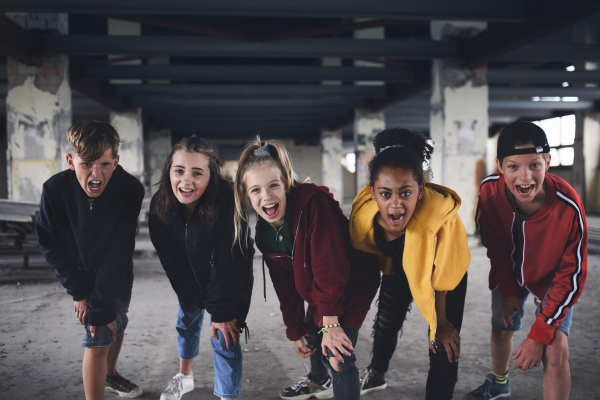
[304,313,360,400]
[370,270,468,400]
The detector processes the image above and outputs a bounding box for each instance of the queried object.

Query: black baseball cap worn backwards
[497,120,550,159]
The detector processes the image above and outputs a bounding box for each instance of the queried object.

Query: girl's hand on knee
[294,337,315,358]
[211,320,240,349]
[321,327,353,367]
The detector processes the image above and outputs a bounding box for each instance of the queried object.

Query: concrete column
[584,110,600,213]
[430,20,488,235]
[145,128,172,196]
[109,109,144,181]
[573,111,586,201]
[321,129,343,202]
[354,109,385,192]
[5,13,71,202]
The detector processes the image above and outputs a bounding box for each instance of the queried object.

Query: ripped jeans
[370,270,468,400]
[304,313,360,400]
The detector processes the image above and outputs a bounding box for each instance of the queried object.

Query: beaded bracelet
[318,324,342,334]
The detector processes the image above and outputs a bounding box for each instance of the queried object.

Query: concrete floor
[1,233,599,400]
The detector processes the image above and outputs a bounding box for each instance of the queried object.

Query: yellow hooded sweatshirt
[350,182,470,341]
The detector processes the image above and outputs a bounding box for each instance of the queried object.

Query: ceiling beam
[499,43,600,62]
[112,16,407,42]
[487,69,600,84]
[75,65,415,82]
[0,15,39,66]
[0,1,529,22]
[40,35,457,59]
[111,83,387,98]
[70,79,128,111]
[462,0,600,68]
[132,97,364,108]
[489,86,600,99]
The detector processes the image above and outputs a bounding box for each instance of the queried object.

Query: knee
[492,327,515,342]
[544,334,569,370]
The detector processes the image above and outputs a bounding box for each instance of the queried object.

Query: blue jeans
[491,287,573,335]
[305,314,361,400]
[176,299,242,399]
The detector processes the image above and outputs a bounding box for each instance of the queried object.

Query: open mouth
[389,213,404,226]
[515,184,534,196]
[179,187,195,197]
[88,180,102,193]
[263,203,279,219]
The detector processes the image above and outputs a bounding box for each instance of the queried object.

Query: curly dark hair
[368,128,434,185]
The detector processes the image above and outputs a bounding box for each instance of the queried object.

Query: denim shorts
[176,298,242,399]
[81,272,133,348]
[491,286,573,336]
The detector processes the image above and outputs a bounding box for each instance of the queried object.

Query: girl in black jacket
[149,136,254,400]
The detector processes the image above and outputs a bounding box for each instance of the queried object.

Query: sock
[183,374,192,379]
[492,370,508,385]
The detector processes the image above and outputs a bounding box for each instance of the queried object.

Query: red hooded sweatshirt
[476,172,587,345]
[257,183,380,341]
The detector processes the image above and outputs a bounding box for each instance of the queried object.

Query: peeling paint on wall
[321,130,343,203]
[110,110,144,179]
[11,159,56,202]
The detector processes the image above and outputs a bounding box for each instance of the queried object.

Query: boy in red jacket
[464,120,587,400]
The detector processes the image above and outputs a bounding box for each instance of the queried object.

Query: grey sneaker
[105,370,142,398]
[463,373,511,400]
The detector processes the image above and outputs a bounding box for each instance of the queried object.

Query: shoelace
[473,379,493,395]
[165,376,184,395]
[111,372,135,390]
[291,364,312,391]
[359,368,374,390]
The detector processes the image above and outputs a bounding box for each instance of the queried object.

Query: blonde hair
[233,136,307,249]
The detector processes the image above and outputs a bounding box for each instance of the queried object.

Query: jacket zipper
[185,222,206,297]
[88,203,94,270]
[430,235,437,341]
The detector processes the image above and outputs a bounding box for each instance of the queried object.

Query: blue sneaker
[462,374,511,400]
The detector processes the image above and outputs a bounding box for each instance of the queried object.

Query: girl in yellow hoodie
[350,128,470,400]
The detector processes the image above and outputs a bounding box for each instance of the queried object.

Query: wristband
[318,324,341,334]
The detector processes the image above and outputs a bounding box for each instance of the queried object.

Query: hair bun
[373,128,432,163]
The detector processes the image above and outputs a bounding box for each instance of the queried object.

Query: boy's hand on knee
[499,296,523,327]
[211,320,240,349]
[513,338,543,370]
[74,297,90,325]
[294,338,315,358]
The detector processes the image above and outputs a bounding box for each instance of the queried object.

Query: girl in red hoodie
[233,137,380,400]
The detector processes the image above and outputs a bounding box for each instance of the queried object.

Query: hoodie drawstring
[262,256,267,302]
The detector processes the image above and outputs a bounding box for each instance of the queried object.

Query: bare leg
[83,346,110,400]
[180,358,194,375]
[491,327,515,375]
[542,331,570,400]
[106,333,124,375]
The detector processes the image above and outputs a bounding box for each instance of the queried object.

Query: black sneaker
[280,371,333,399]
[105,370,143,398]
[360,366,387,396]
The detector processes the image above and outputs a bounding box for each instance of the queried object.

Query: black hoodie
[148,178,254,325]
[36,165,145,326]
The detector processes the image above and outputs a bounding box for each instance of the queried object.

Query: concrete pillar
[145,128,172,196]
[354,109,385,191]
[321,129,343,202]
[110,109,144,181]
[573,111,586,201]
[584,110,600,213]
[5,13,71,202]
[430,20,488,235]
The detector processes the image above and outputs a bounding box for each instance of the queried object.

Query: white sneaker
[160,373,194,400]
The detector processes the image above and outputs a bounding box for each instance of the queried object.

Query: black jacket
[148,178,254,325]
[36,165,145,326]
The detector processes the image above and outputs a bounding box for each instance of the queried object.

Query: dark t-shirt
[505,185,535,286]
[373,219,406,276]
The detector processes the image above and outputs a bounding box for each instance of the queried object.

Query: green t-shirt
[256,199,294,255]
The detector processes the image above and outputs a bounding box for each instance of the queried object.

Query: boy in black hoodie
[36,120,145,399]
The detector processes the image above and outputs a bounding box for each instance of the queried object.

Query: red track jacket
[476,172,587,345]
[257,183,380,341]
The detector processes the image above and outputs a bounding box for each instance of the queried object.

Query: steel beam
[77,65,415,82]
[487,69,600,84]
[0,1,528,22]
[112,83,387,98]
[489,86,600,99]
[500,43,600,62]
[132,97,364,108]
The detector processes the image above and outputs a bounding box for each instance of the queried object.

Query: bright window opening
[533,114,575,167]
